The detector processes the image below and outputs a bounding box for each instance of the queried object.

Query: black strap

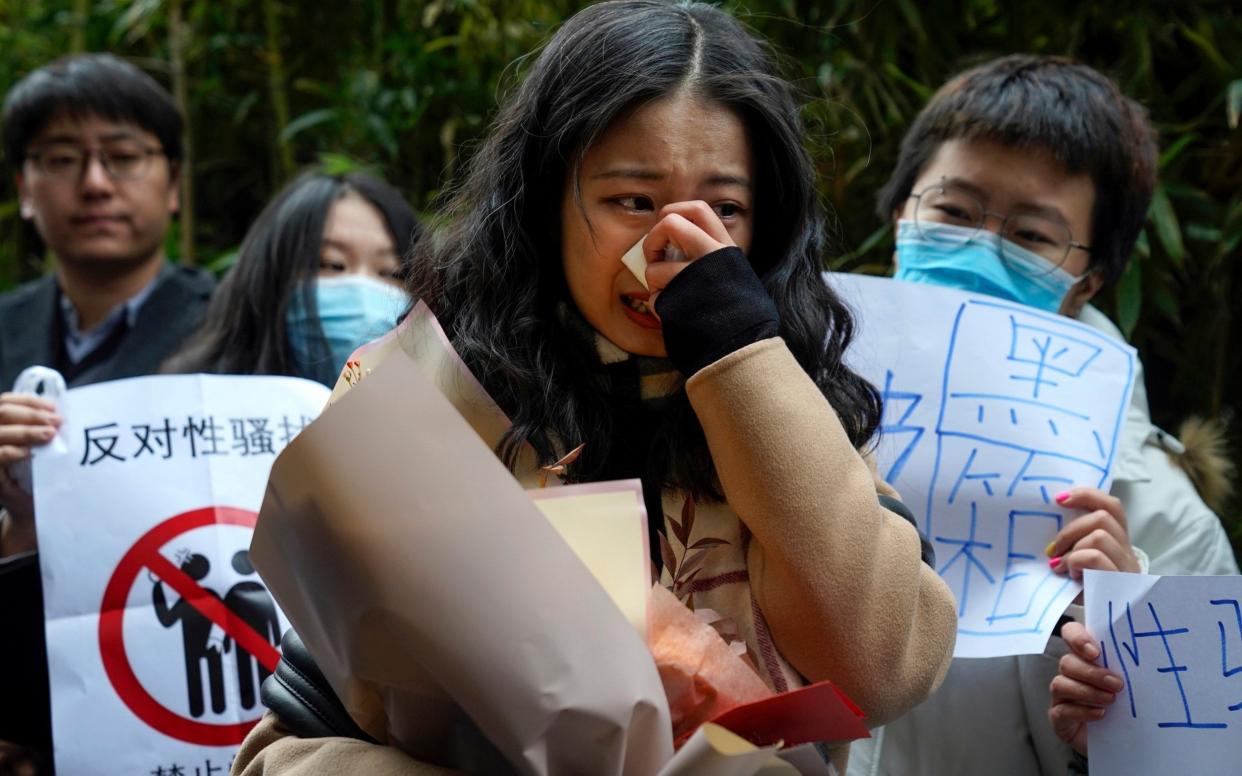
[264,630,518,774]
[260,630,376,742]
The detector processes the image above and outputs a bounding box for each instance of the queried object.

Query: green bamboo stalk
[70,0,88,52]
[169,0,196,265]
[262,0,295,182]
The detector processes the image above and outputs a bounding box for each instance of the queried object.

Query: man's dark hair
[2,53,182,167]
[877,55,1157,286]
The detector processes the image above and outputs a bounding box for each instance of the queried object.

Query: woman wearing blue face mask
[847,55,1238,776]
[893,174,1096,316]
[165,169,419,385]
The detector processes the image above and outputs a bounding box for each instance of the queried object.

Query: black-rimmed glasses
[27,142,165,182]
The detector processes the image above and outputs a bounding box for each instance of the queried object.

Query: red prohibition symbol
[98,507,279,746]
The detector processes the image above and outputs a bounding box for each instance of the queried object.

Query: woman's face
[319,193,403,287]
[896,137,1102,316]
[562,95,755,358]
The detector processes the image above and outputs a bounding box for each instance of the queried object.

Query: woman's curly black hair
[408,0,881,496]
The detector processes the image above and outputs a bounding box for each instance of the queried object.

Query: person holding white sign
[163,168,419,386]
[847,56,1237,776]
[0,53,214,772]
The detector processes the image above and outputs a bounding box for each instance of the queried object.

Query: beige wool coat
[232,316,958,775]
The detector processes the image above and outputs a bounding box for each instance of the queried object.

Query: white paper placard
[1085,570,1242,776]
[829,274,1136,657]
[32,373,329,775]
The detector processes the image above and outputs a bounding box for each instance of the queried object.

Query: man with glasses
[846,56,1237,776]
[0,54,213,770]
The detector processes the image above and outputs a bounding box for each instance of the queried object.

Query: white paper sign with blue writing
[32,374,329,776]
[1085,570,1242,776]
[828,274,1136,657]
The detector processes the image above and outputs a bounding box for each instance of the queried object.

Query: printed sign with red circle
[98,507,282,746]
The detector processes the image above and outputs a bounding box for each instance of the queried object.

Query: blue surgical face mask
[892,219,1087,313]
[287,275,409,385]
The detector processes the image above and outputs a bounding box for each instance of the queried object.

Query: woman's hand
[1049,621,1124,755]
[642,201,736,316]
[1047,488,1140,580]
[0,392,58,556]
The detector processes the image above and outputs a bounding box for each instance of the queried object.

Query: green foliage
[0,0,1239,543]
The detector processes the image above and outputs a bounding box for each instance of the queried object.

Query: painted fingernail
[1049,556,1062,570]
[1055,491,1071,504]
[1044,541,1057,557]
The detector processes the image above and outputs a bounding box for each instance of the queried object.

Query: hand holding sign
[1081,570,1242,776]
[1047,488,1140,580]
[0,390,62,554]
[1048,620,1124,754]
[829,274,1138,657]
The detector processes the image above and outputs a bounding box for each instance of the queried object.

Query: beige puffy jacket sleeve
[233,713,458,776]
[686,337,958,727]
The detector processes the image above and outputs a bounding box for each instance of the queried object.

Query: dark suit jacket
[0,264,215,390]
[0,264,214,771]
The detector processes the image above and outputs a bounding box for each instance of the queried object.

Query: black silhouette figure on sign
[152,552,231,718]
[224,550,280,710]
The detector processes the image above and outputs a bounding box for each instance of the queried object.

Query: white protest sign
[1085,570,1242,776]
[32,374,330,776]
[829,274,1136,657]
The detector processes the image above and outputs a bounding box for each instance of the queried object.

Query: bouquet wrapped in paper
[252,306,868,774]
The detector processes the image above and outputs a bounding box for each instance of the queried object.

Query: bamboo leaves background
[0,0,1238,545]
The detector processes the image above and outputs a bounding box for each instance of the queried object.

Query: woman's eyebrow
[704,173,751,189]
[1010,201,1071,224]
[322,237,397,256]
[591,168,751,189]
[591,167,665,181]
[942,177,1070,224]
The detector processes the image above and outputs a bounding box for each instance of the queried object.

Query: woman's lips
[621,294,661,329]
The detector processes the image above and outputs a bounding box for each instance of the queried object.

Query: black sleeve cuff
[653,246,780,376]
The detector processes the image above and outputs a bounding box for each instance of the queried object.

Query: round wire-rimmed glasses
[909,180,1092,277]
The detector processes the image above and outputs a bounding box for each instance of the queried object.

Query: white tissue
[8,366,68,494]
[621,238,690,291]
[621,238,649,290]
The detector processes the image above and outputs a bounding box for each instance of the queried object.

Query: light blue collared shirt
[58,273,161,364]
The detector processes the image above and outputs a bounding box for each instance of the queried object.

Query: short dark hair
[2,53,183,166]
[877,55,1157,286]
[163,169,420,383]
